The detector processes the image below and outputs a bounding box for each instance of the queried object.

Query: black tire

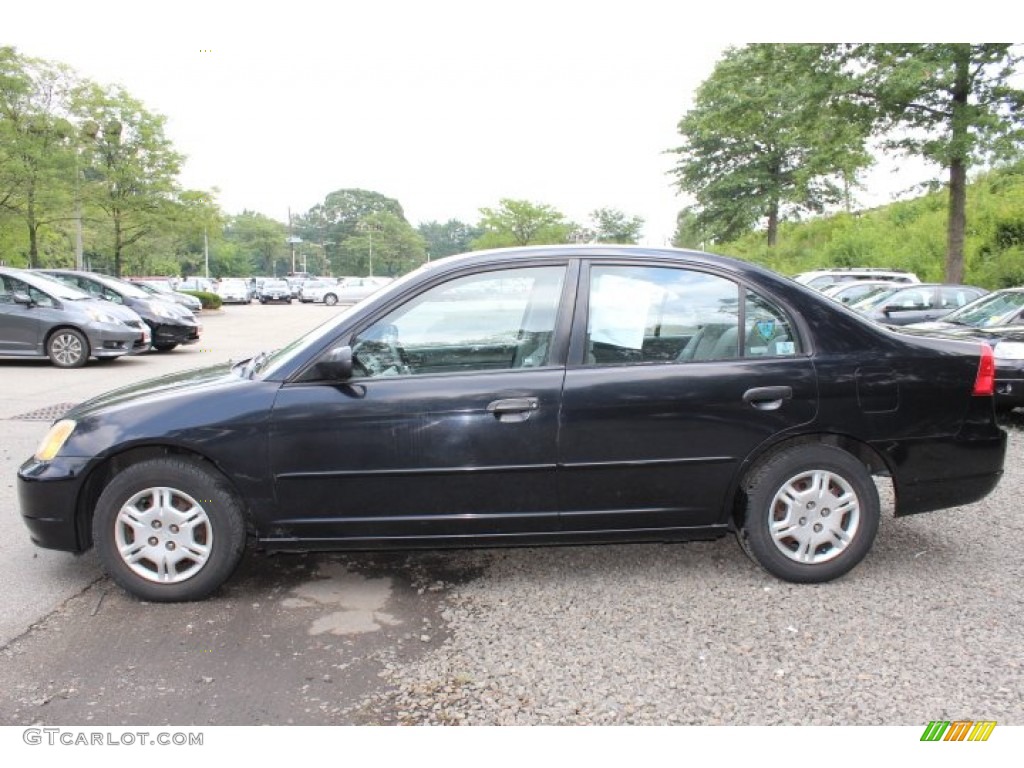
[324,293,338,306]
[47,328,89,368]
[738,444,879,583]
[153,342,178,352]
[92,457,247,602]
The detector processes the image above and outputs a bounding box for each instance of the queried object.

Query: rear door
[558,262,818,531]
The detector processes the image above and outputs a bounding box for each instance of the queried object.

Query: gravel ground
[345,421,1024,726]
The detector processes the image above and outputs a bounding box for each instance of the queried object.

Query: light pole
[357,220,381,277]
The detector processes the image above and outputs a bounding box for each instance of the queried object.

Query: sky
[4,2,1002,247]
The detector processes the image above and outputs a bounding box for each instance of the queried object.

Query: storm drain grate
[8,402,79,421]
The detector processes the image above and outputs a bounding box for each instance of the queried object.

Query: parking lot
[1,302,1023,725]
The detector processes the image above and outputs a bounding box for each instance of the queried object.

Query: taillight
[973,344,995,396]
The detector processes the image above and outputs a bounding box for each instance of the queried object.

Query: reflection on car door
[267,263,571,544]
[558,263,818,532]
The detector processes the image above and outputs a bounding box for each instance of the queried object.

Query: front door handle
[487,397,539,423]
[742,386,792,411]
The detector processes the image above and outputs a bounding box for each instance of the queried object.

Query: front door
[268,263,571,545]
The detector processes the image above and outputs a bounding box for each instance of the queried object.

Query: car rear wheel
[153,342,178,352]
[47,328,89,368]
[92,457,247,602]
[324,293,338,306]
[738,444,879,583]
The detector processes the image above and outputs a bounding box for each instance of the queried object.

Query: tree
[224,210,288,276]
[585,207,645,244]
[0,48,79,267]
[74,82,183,276]
[344,211,426,277]
[473,198,573,249]
[672,207,712,250]
[294,188,407,275]
[843,44,1024,282]
[670,44,873,247]
[417,218,482,259]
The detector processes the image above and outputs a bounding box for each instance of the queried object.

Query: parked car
[1,267,150,367]
[821,280,907,306]
[18,246,1005,602]
[794,268,920,290]
[258,278,292,304]
[175,277,216,294]
[325,276,393,307]
[216,279,251,305]
[902,287,1024,410]
[39,269,201,352]
[126,277,204,312]
[297,279,333,303]
[852,283,988,326]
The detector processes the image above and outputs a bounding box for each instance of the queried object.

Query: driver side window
[351,265,566,378]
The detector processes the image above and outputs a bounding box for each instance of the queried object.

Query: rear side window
[585,265,800,365]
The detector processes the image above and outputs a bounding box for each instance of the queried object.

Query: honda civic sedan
[18,246,1006,601]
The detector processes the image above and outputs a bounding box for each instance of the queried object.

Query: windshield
[943,290,1024,328]
[849,287,901,311]
[23,272,93,300]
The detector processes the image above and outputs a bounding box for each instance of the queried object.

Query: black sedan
[903,287,1024,410]
[39,269,201,352]
[18,246,1006,601]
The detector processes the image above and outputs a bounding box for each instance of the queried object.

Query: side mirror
[12,291,34,307]
[317,345,353,380]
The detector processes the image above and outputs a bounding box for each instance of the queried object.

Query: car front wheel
[92,457,247,602]
[738,444,879,583]
[47,328,89,368]
[324,293,338,306]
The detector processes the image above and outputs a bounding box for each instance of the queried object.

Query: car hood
[67,362,244,419]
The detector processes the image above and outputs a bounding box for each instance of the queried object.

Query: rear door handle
[487,397,539,423]
[742,386,792,411]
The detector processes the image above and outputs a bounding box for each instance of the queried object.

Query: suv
[793,268,920,291]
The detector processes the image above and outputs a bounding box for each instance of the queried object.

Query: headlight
[994,341,1024,360]
[35,419,76,461]
[86,308,118,324]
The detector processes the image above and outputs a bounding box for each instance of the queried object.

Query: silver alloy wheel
[768,469,861,564]
[114,486,213,583]
[50,331,85,366]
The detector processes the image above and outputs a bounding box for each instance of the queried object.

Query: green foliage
[841,44,1024,280]
[0,48,79,267]
[417,219,482,259]
[293,188,407,275]
[341,211,426,277]
[181,290,221,310]
[473,199,573,249]
[714,160,1024,289]
[578,208,645,244]
[224,210,288,276]
[670,44,873,246]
